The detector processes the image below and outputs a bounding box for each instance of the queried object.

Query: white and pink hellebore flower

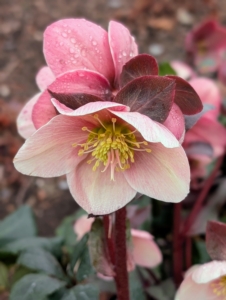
[14,19,202,215]
[176,261,226,300]
[74,215,162,269]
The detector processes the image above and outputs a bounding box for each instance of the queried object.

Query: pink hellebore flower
[74,215,162,269]
[183,78,226,188]
[186,19,226,74]
[14,19,202,215]
[170,61,196,81]
[175,261,226,300]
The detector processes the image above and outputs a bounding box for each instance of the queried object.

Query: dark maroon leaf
[166,75,203,115]
[119,54,158,88]
[206,220,226,261]
[115,75,175,123]
[48,90,104,110]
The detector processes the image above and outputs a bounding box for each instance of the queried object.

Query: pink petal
[52,99,130,116]
[66,163,136,215]
[109,110,180,148]
[189,77,221,119]
[14,115,96,177]
[73,215,94,240]
[108,21,138,86]
[36,66,55,91]
[175,273,218,300]
[32,70,112,129]
[131,229,162,268]
[124,144,190,203]
[17,93,40,139]
[192,261,226,284]
[163,103,185,142]
[43,19,115,83]
[170,60,196,80]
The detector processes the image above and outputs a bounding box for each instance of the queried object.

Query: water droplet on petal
[92,40,97,46]
[62,32,67,38]
[70,38,76,43]
[69,48,75,53]
[122,51,127,57]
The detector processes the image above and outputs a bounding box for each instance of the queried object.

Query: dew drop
[62,32,67,38]
[78,72,85,77]
[69,48,75,53]
[92,40,97,46]
[122,51,127,57]
[70,37,76,43]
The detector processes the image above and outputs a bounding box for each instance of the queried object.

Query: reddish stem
[114,207,130,300]
[185,237,192,270]
[181,156,223,237]
[173,202,183,286]
[103,215,115,265]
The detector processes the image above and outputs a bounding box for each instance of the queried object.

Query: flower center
[72,114,151,180]
[211,275,226,297]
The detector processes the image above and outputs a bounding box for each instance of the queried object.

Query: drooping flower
[14,19,202,215]
[186,19,226,75]
[183,77,226,188]
[74,214,162,269]
[175,261,226,300]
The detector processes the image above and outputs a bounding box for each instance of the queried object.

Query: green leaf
[49,284,99,300]
[158,62,176,76]
[69,234,88,273]
[0,206,37,246]
[10,274,66,300]
[10,266,34,288]
[129,270,146,300]
[76,247,94,282]
[0,237,62,258]
[0,262,8,291]
[17,248,67,281]
[146,278,176,300]
[193,239,210,264]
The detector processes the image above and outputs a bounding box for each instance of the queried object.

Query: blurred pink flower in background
[183,77,226,188]
[175,261,226,300]
[74,214,162,269]
[186,19,226,79]
[170,60,197,81]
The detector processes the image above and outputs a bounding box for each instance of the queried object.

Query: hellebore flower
[186,19,226,74]
[170,60,197,81]
[175,261,226,300]
[74,214,162,269]
[14,19,203,215]
[183,77,226,188]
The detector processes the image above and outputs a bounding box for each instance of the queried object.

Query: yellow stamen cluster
[211,275,226,298]
[72,114,151,180]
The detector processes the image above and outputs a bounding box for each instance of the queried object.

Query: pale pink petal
[109,110,180,148]
[175,274,219,300]
[36,66,55,91]
[108,21,138,86]
[131,229,162,268]
[33,70,112,129]
[66,163,136,215]
[17,93,40,139]
[73,215,94,240]
[163,103,185,142]
[52,99,129,116]
[189,78,221,120]
[43,19,115,83]
[171,60,196,80]
[14,115,97,177]
[124,144,190,203]
[192,261,226,284]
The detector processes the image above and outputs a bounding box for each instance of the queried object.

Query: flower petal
[131,229,162,268]
[43,19,115,83]
[124,144,190,203]
[192,261,226,284]
[67,164,136,215]
[17,93,40,139]
[14,115,96,177]
[170,60,196,80]
[36,66,55,91]
[73,215,94,240]
[52,100,129,116]
[109,110,180,148]
[32,70,112,129]
[108,21,138,86]
[163,103,185,142]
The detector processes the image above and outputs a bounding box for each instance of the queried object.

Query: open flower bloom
[14,101,190,215]
[175,261,226,300]
[74,214,162,269]
[186,19,226,74]
[14,18,203,215]
[17,18,202,144]
[183,78,226,188]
